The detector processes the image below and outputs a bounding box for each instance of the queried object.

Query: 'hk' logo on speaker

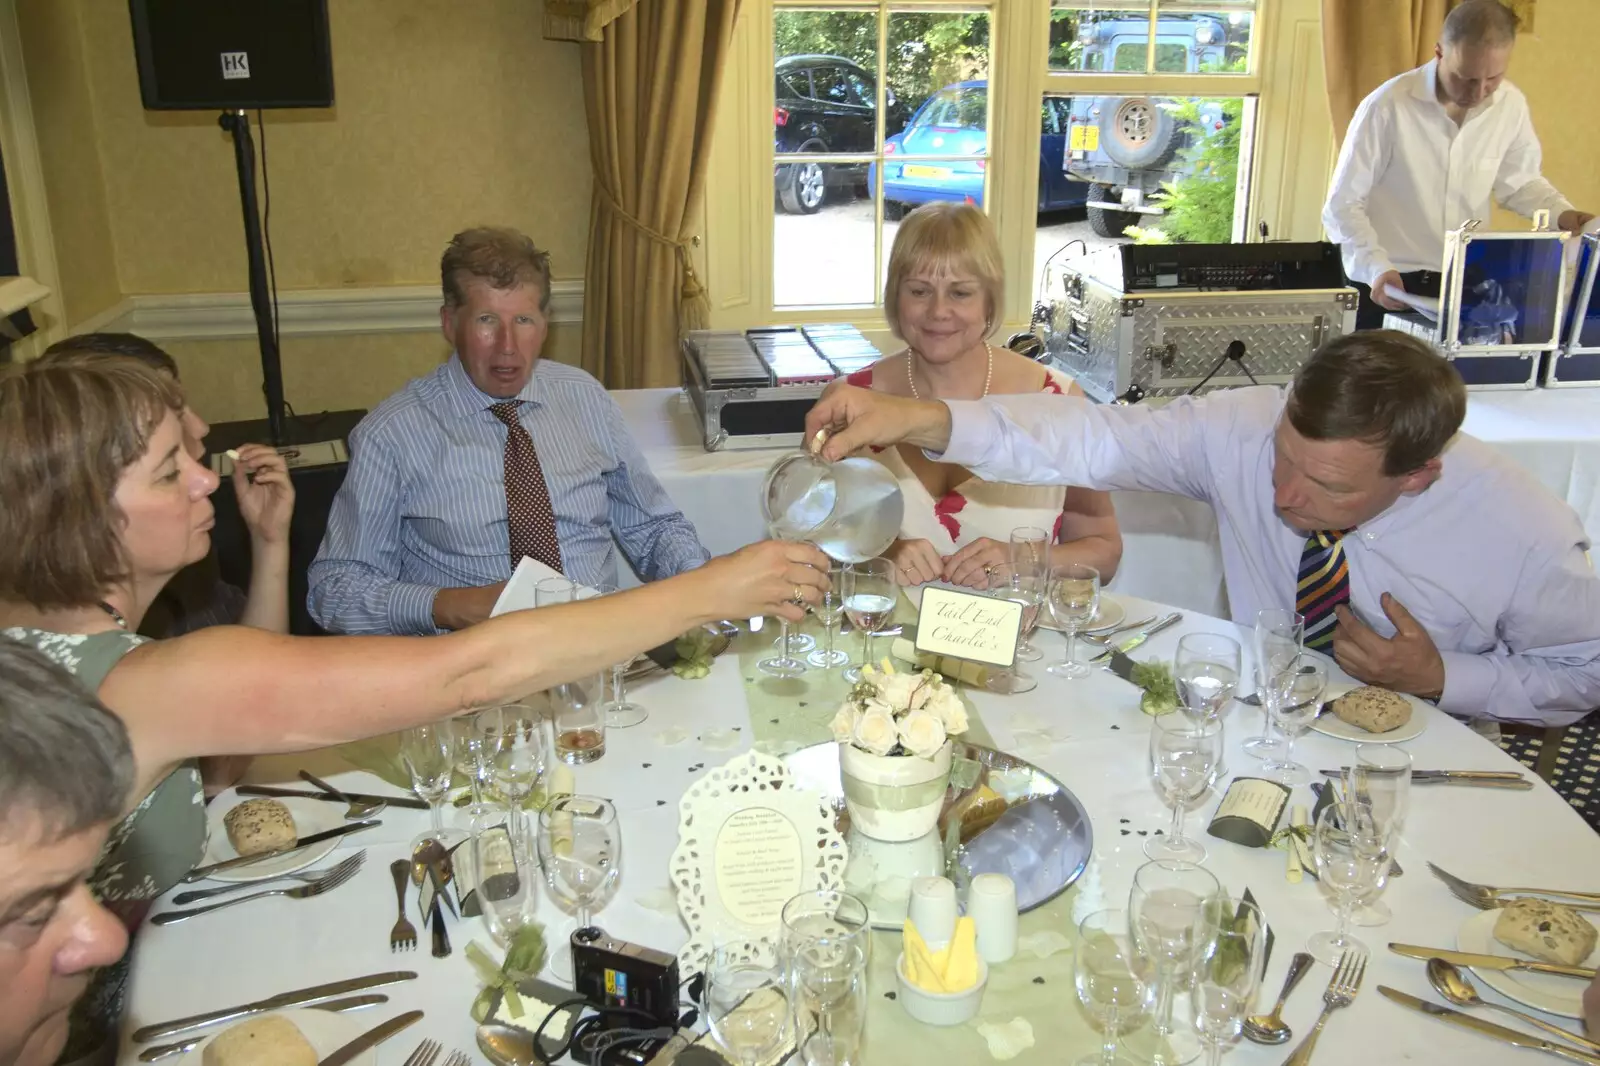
[220,51,250,80]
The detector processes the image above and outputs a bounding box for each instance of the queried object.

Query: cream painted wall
[15,0,120,325]
[14,0,592,418]
[1501,4,1600,221]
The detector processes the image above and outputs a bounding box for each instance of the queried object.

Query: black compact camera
[571,926,680,1029]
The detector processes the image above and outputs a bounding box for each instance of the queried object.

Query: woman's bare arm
[1053,486,1123,581]
[102,541,829,794]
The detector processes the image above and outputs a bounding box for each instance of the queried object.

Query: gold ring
[985,564,995,576]
[809,429,829,455]
[793,584,804,603]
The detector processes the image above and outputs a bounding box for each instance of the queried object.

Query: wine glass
[536,795,622,980]
[1191,897,1268,1066]
[1128,860,1221,1066]
[781,891,869,1062]
[1260,656,1328,787]
[1146,712,1223,863]
[1308,803,1389,965]
[1047,563,1101,680]
[1009,526,1051,662]
[453,708,503,825]
[705,939,792,1066]
[584,583,649,728]
[1074,908,1152,1066]
[471,813,532,945]
[1244,609,1301,760]
[986,562,1042,695]
[842,558,896,684]
[399,721,464,850]
[807,579,850,669]
[1174,634,1241,723]
[1347,744,1411,927]
[488,704,547,854]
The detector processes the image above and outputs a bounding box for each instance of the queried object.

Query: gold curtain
[563,0,740,389]
[1321,0,1462,147]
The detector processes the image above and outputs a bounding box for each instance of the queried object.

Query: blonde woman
[845,202,1121,588]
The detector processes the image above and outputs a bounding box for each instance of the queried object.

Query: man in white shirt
[803,330,1600,728]
[1322,0,1593,329]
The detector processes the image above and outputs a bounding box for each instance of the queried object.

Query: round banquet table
[117,595,1600,1065]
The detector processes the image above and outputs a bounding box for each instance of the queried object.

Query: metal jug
[761,444,903,563]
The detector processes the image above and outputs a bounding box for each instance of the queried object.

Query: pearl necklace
[907,342,993,401]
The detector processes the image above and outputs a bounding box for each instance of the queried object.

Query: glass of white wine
[1046,564,1100,680]
[1008,525,1051,662]
[986,562,1042,694]
[1174,634,1241,723]
[841,557,896,683]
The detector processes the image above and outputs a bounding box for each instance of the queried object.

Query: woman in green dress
[0,357,831,1066]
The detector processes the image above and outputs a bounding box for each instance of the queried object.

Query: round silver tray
[784,740,1094,929]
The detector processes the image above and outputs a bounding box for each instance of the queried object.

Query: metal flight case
[680,326,880,451]
[1041,242,1357,403]
[1545,231,1600,387]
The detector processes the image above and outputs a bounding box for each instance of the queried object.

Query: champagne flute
[453,708,502,822]
[1174,634,1241,723]
[471,813,532,944]
[781,891,870,1062]
[1074,908,1152,1066]
[1244,609,1301,759]
[705,939,792,1066]
[399,721,464,850]
[842,557,896,683]
[807,578,850,668]
[1047,563,1100,680]
[488,704,547,855]
[1260,656,1328,787]
[986,562,1042,695]
[1308,803,1389,965]
[536,795,622,980]
[1146,712,1223,863]
[1191,898,1268,1066]
[1128,860,1221,1066]
[1347,744,1411,927]
[1009,526,1051,662]
[587,583,648,728]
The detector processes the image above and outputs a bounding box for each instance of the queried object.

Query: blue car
[870,81,1087,217]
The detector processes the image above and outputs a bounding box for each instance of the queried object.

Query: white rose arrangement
[830,661,968,759]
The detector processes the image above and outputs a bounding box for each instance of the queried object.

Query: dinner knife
[1378,986,1600,1065]
[318,1010,424,1066]
[131,971,417,1042]
[1388,944,1598,979]
[1090,612,1181,664]
[237,785,428,811]
[182,821,380,882]
[1320,769,1534,789]
[137,996,389,1062]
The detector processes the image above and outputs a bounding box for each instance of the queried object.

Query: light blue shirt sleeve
[599,393,712,581]
[307,421,444,637]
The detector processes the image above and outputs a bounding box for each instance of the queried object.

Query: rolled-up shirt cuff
[1436,650,1494,718]
[927,399,985,465]
[388,582,447,636]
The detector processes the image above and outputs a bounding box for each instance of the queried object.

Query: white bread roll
[202,1016,317,1066]
[1493,898,1599,967]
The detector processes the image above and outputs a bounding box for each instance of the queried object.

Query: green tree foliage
[775,10,990,119]
[1128,96,1243,244]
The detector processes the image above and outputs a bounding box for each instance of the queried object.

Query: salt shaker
[968,872,1018,963]
[907,876,958,946]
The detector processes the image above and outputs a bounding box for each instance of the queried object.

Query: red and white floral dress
[844,363,1073,552]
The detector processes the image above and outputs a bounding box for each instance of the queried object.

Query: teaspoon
[1242,951,1312,1044]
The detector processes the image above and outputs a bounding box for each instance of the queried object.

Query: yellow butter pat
[889,638,990,687]
[902,920,948,993]
[943,916,979,992]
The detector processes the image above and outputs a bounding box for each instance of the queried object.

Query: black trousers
[1352,270,1443,330]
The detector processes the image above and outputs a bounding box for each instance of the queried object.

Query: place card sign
[914,587,1022,669]
[1207,777,1292,848]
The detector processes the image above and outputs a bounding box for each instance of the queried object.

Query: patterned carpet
[1498,713,1600,833]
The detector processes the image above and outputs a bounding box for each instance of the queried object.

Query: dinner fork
[1428,862,1600,906]
[1282,951,1366,1066]
[1079,615,1155,645]
[401,1038,442,1066]
[440,1050,472,1066]
[390,858,417,951]
[168,851,366,906]
[150,855,360,924]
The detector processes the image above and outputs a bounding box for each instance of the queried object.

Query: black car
[774,54,904,214]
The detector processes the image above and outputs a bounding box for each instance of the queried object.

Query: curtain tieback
[593,182,705,302]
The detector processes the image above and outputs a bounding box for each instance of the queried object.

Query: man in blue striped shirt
[308,227,710,634]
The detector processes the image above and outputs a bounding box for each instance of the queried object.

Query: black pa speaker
[129,0,334,110]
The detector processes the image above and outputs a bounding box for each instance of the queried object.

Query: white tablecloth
[119,599,1600,1066]
[614,386,1600,618]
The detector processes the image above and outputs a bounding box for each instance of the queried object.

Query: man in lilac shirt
[805,331,1600,727]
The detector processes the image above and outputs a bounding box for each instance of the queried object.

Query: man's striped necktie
[1297,529,1351,650]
